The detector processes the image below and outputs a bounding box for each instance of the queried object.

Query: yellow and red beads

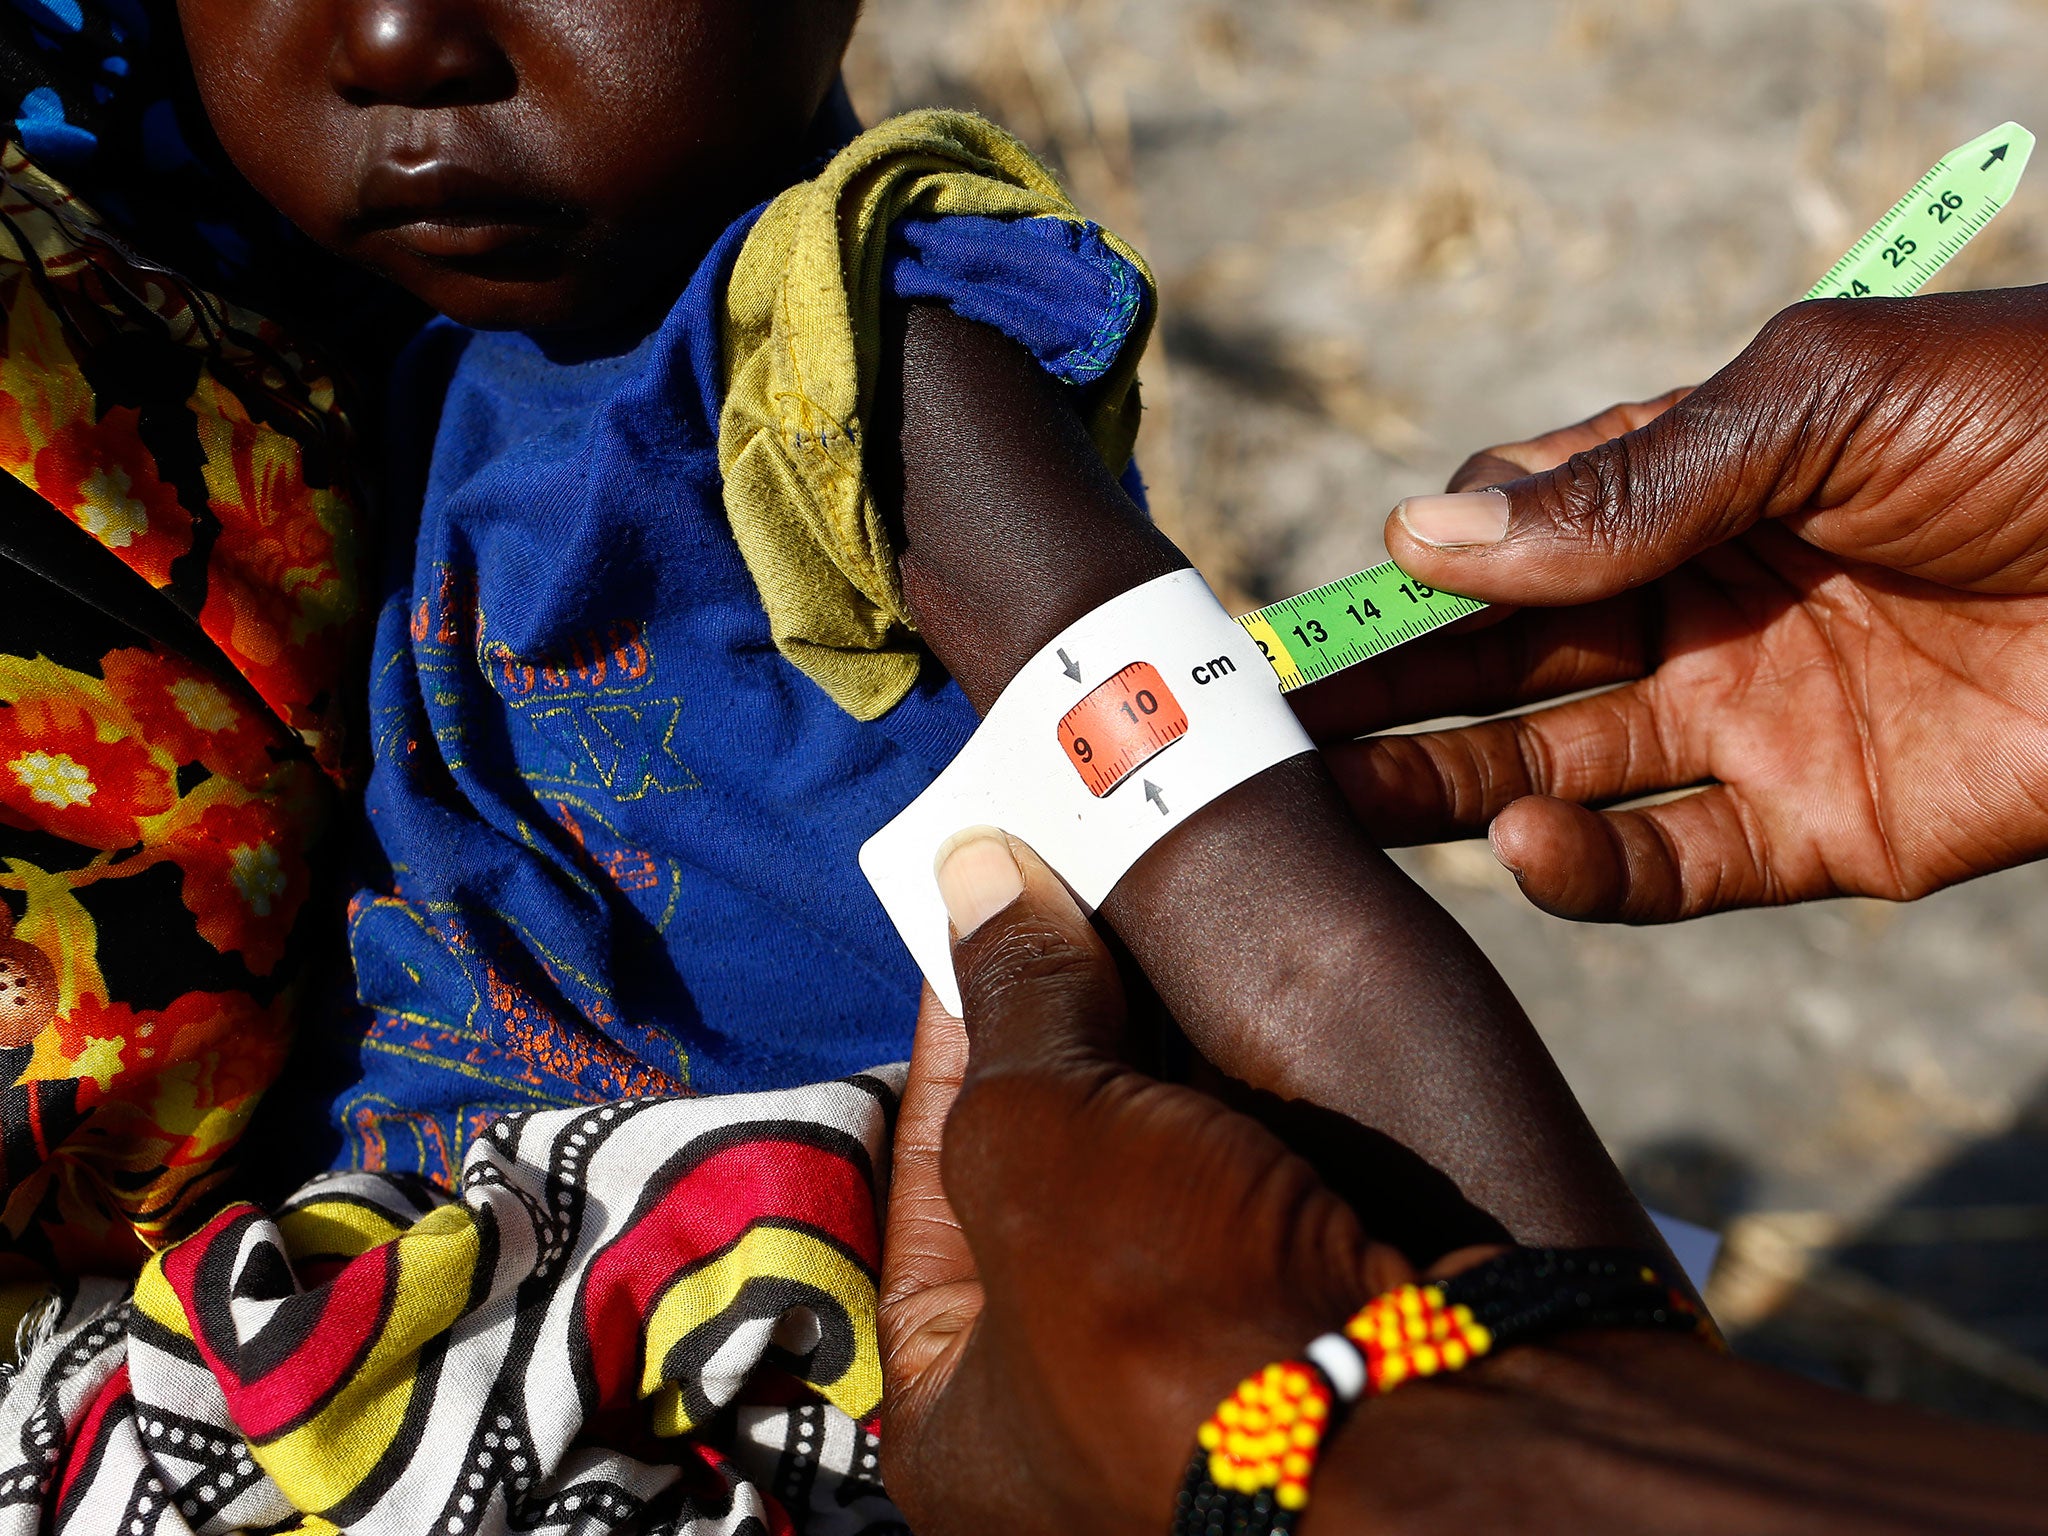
[1195,1362,1332,1511]
[1344,1282,1495,1394]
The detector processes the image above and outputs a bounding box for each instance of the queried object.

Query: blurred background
[848,0,2048,1427]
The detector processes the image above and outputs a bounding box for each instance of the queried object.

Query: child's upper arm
[715,110,1663,1262]
[876,298,1667,1265]
[878,295,1184,708]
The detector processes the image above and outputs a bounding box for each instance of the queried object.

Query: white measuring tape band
[860,568,1315,1016]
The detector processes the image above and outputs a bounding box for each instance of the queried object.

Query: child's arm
[878,301,1660,1260]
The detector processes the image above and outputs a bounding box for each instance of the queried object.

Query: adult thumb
[934,829,1127,1081]
[1384,371,1793,606]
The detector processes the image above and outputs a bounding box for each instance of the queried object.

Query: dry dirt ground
[848,0,2048,1424]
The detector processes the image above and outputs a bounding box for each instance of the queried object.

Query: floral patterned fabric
[0,140,362,766]
[0,135,360,1279]
[0,13,928,1529]
[0,111,916,1533]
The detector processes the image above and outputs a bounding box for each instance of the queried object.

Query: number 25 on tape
[1057,661,1189,797]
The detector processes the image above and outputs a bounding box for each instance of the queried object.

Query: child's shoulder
[719,110,1159,720]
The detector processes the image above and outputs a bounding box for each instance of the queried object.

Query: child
[175,0,1163,1158]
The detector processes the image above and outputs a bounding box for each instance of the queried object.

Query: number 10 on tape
[1058,662,1190,797]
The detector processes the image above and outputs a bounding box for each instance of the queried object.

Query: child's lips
[354,159,575,263]
[379,213,561,261]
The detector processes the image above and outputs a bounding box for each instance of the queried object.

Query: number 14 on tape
[1235,120,2036,695]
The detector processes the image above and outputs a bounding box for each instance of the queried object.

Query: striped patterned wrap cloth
[1,1075,906,1535]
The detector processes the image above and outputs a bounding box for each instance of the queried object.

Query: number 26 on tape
[1057,661,1189,797]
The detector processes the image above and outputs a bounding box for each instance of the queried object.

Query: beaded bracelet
[1170,1248,1711,1536]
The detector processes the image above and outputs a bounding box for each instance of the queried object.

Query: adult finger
[935,829,1127,1080]
[879,989,981,1399]
[1324,674,1698,845]
[1444,389,1694,494]
[1290,594,1654,743]
[1292,397,1689,744]
[1386,307,1865,606]
[1489,788,1792,922]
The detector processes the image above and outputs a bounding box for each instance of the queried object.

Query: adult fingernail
[936,829,1022,939]
[1488,821,1525,883]
[1396,489,1511,548]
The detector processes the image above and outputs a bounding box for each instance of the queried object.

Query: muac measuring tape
[864,121,2036,1014]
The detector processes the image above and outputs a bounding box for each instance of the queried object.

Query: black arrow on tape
[1058,648,1081,683]
[1144,780,1168,815]
[1984,144,2011,170]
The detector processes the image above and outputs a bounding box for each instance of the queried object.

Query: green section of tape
[1237,121,2033,694]
[1235,561,1485,690]
[1806,122,2034,302]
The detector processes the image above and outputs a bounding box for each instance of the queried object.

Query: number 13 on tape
[862,126,2036,1016]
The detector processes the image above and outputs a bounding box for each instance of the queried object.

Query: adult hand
[1304,288,2048,921]
[876,830,2048,1536]
[877,828,1425,1536]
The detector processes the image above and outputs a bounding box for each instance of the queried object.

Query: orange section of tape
[1057,661,1189,797]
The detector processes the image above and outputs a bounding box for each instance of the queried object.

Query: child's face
[178,0,855,332]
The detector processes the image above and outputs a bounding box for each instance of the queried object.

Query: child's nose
[329,0,515,109]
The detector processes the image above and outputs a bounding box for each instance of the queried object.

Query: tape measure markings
[1808,123,2034,302]
[863,125,2040,1014]
[1236,562,1485,693]
[862,571,1317,1017]
[1235,121,2034,695]
[1058,659,1190,798]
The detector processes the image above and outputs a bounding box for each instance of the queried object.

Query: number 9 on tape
[1057,661,1189,796]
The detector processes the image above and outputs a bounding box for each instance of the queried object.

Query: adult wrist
[1300,1331,1688,1536]
[1168,1250,1709,1536]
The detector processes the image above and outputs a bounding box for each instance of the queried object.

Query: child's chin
[370,248,641,335]
[417,281,594,333]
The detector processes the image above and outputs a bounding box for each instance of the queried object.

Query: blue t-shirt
[330,209,1148,1175]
